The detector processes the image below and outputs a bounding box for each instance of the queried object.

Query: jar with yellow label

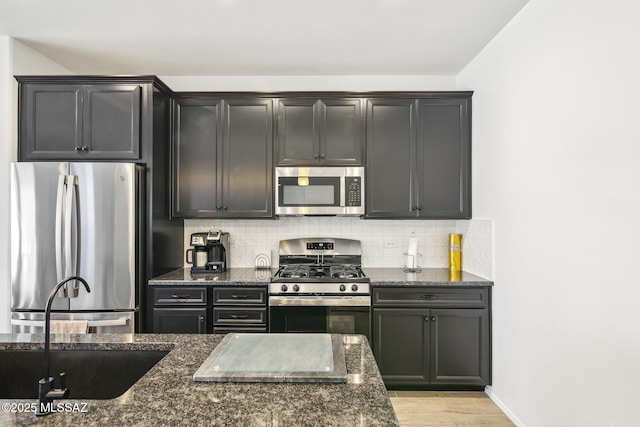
[449,234,462,272]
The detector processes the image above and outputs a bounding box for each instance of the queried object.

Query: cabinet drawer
[213,287,266,305]
[213,307,267,327]
[372,287,489,308]
[153,287,207,305]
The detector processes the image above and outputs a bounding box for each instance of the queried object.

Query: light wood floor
[388,391,515,427]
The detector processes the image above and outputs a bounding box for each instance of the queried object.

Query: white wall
[457,0,640,426]
[11,39,74,75]
[161,75,457,92]
[0,40,72,333]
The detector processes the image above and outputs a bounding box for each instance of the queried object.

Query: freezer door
[11,162,70,311]
[69,163,137,311]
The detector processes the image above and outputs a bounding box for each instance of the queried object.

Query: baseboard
[485,385,527,427]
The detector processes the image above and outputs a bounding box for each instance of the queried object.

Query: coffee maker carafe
[186,230,230,273]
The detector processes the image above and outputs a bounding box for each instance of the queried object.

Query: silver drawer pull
[231,294,249,299]
[420,294,437,299]
[230,314,250,319]
[170,294,191,299]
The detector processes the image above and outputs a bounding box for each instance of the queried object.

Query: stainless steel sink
[0,348,170,399]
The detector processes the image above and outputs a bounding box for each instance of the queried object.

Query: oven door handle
[269,295,371,307]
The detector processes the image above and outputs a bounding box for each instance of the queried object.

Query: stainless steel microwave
[275,166,365,216]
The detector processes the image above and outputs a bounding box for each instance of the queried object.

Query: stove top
[269,237,370,296]
[275,264,365,280]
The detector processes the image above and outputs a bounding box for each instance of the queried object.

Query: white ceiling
[0,0,529,76]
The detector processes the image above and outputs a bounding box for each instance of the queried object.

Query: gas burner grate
[280,265,311,278]
[329,265,361,279]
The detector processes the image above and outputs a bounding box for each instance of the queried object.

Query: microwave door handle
[55,175,66,283]
[339,176,345,207]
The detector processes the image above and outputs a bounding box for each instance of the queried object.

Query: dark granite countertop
[149,267,492,287]
[0,333,398,426]
[365,268,493,287]
[148,267,275,286]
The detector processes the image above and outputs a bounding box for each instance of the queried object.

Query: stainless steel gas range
[269,238,371,339]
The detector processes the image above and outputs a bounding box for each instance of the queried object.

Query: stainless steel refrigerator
[10,162,142,334]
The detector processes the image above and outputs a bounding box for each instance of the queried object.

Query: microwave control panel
[345,177,362,207]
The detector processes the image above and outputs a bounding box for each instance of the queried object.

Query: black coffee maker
[186,230,230,273]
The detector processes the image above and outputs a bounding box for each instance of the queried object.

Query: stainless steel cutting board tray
[193,333,347,383]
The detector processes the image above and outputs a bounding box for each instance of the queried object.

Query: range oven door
[269,296,371,340]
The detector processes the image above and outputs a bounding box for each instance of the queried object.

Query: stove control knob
[339,284,346,292]
[280,284,288,292]
[293,284,300,292]
[351,284,359,292]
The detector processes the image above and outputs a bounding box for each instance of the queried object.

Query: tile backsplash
[184,218,494,279]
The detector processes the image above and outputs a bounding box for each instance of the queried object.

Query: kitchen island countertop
[0,333,398,426]
[149,267,492,287]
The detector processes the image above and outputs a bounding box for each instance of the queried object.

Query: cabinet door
[429,308,490,386]
[83,85,141,159]
[275,99,318,165]
[365,99,417,218]
[152,307,208,334]
[372,307,429,385]
[20,84,83,160]
[222,99,273,218]
[417,98,471,218]
[172,99,222,218]
[319,99,363,165]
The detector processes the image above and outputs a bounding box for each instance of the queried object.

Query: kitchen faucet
[35,276,91,417]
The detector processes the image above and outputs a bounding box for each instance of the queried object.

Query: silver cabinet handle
[230,314,250,319]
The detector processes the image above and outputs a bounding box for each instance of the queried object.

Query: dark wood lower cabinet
[429,308,490,387]
[149,286,267,334]
[373,308,430,383]
[151,287,210,334]
[372,287,491,390]
[213,287,267,333]
[152,308,208,334]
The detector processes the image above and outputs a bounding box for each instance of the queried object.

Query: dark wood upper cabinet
[19,82,141,160]
[222,99,274,218]
[366,94,471,219]
[417,98,471,219]
[82,85,141,159]
[172,98,221,217]
[366,99,417,218]
[276,98,363,165]
[172,97,273,219]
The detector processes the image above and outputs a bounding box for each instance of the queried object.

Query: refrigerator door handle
[64,175,80,297]
[55,175,66,285]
